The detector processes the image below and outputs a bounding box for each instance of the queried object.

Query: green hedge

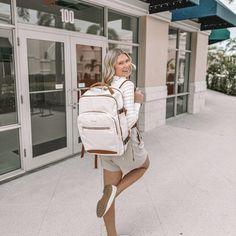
[207,58,236,96]
[207,74,236,96]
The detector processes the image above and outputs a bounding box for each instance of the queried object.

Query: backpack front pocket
[78,112,119,154]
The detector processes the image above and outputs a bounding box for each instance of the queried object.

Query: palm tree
[225,38,236,53]
[86,24,119,41]
[37,12,55,26]
[17,8,30,22]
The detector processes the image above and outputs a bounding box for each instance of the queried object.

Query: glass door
[0,28,21,177]
[18,29,73,170]
[70,37,106,153]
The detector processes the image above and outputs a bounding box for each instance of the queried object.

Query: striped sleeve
[121,81,141,129]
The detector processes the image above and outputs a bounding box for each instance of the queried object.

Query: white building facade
[0,0,215,181]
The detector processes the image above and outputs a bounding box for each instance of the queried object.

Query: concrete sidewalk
[0,90,236,236]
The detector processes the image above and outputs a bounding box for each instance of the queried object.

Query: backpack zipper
[81,111,118,134]
[81,92,126,139]
[82,126,110,130]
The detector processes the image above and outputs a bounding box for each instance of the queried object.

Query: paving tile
[38,204,101,236]
[1,90,236,236]
[0,205,47,236]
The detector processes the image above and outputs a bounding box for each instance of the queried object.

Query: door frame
[17,25,108,171]
[17,28,73,170]
[70,36,107,154]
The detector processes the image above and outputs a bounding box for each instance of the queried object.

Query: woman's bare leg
[116,156,150,196]
[103,169,122,236]
[102,157,150,236]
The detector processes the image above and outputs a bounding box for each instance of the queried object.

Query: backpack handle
[90,82,114,95]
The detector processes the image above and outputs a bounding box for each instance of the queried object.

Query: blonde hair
[103,48,135,84]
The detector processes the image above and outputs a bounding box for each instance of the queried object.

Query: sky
[219,0,236,11]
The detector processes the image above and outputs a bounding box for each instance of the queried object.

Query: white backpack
[77,82,130,159]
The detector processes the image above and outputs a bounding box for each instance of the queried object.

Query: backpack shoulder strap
[119,79,136,93]
[119,79,131,89]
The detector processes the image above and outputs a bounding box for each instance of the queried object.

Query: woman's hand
[134,88,144,104]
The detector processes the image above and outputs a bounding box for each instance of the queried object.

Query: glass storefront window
[178,31,191,51]
[130,46,138,85]
[166,28,191,118]
[17,0,104,35]
[76,44,102,89]
[166,97,175,119]
[0,28,17,126]
[167,50,176,95]
[108,10,138,44]
[27,39,65,92]
[109,44,138,85]
[177,52,190,94]
[177,95,188,115]
[27,39,67,157]
[0,129,21,175]
[0,0,11,24]
[168,28,178,49]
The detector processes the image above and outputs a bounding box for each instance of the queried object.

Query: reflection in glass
[108,10,138,43]
[76,44,102,144]
[177,52,190,94]
[179,31,191,51]
[166,97,175,119]
[166,50,176,95]
[17,0,104,35]
[27,39,65,92]
[130,46,138,85]
[109,44,138,85]
[167,28,191,118]
[27,39,67,157]
[0,129,21,175]
[76,45,102,89]
[0,0,11,24]
[168,28,177,49]
[177,95,188,115]
[0,29,17,126]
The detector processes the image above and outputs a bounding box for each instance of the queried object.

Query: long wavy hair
[103,48,135,84]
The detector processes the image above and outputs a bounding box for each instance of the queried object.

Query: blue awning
[149,0,199,14]
[209,28,230,44]
[172,0,236,30]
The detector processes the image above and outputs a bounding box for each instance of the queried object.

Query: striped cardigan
[111,76,141,129]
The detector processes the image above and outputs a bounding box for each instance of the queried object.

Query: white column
[138,14,170,131]
[188,31,209,113]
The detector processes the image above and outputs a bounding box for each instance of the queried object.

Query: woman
[97,48,150,236]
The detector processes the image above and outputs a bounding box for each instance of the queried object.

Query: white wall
[138,15,169,131]
[188,31,208,113]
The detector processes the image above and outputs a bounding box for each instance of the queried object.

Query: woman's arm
[122,81,141,129]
